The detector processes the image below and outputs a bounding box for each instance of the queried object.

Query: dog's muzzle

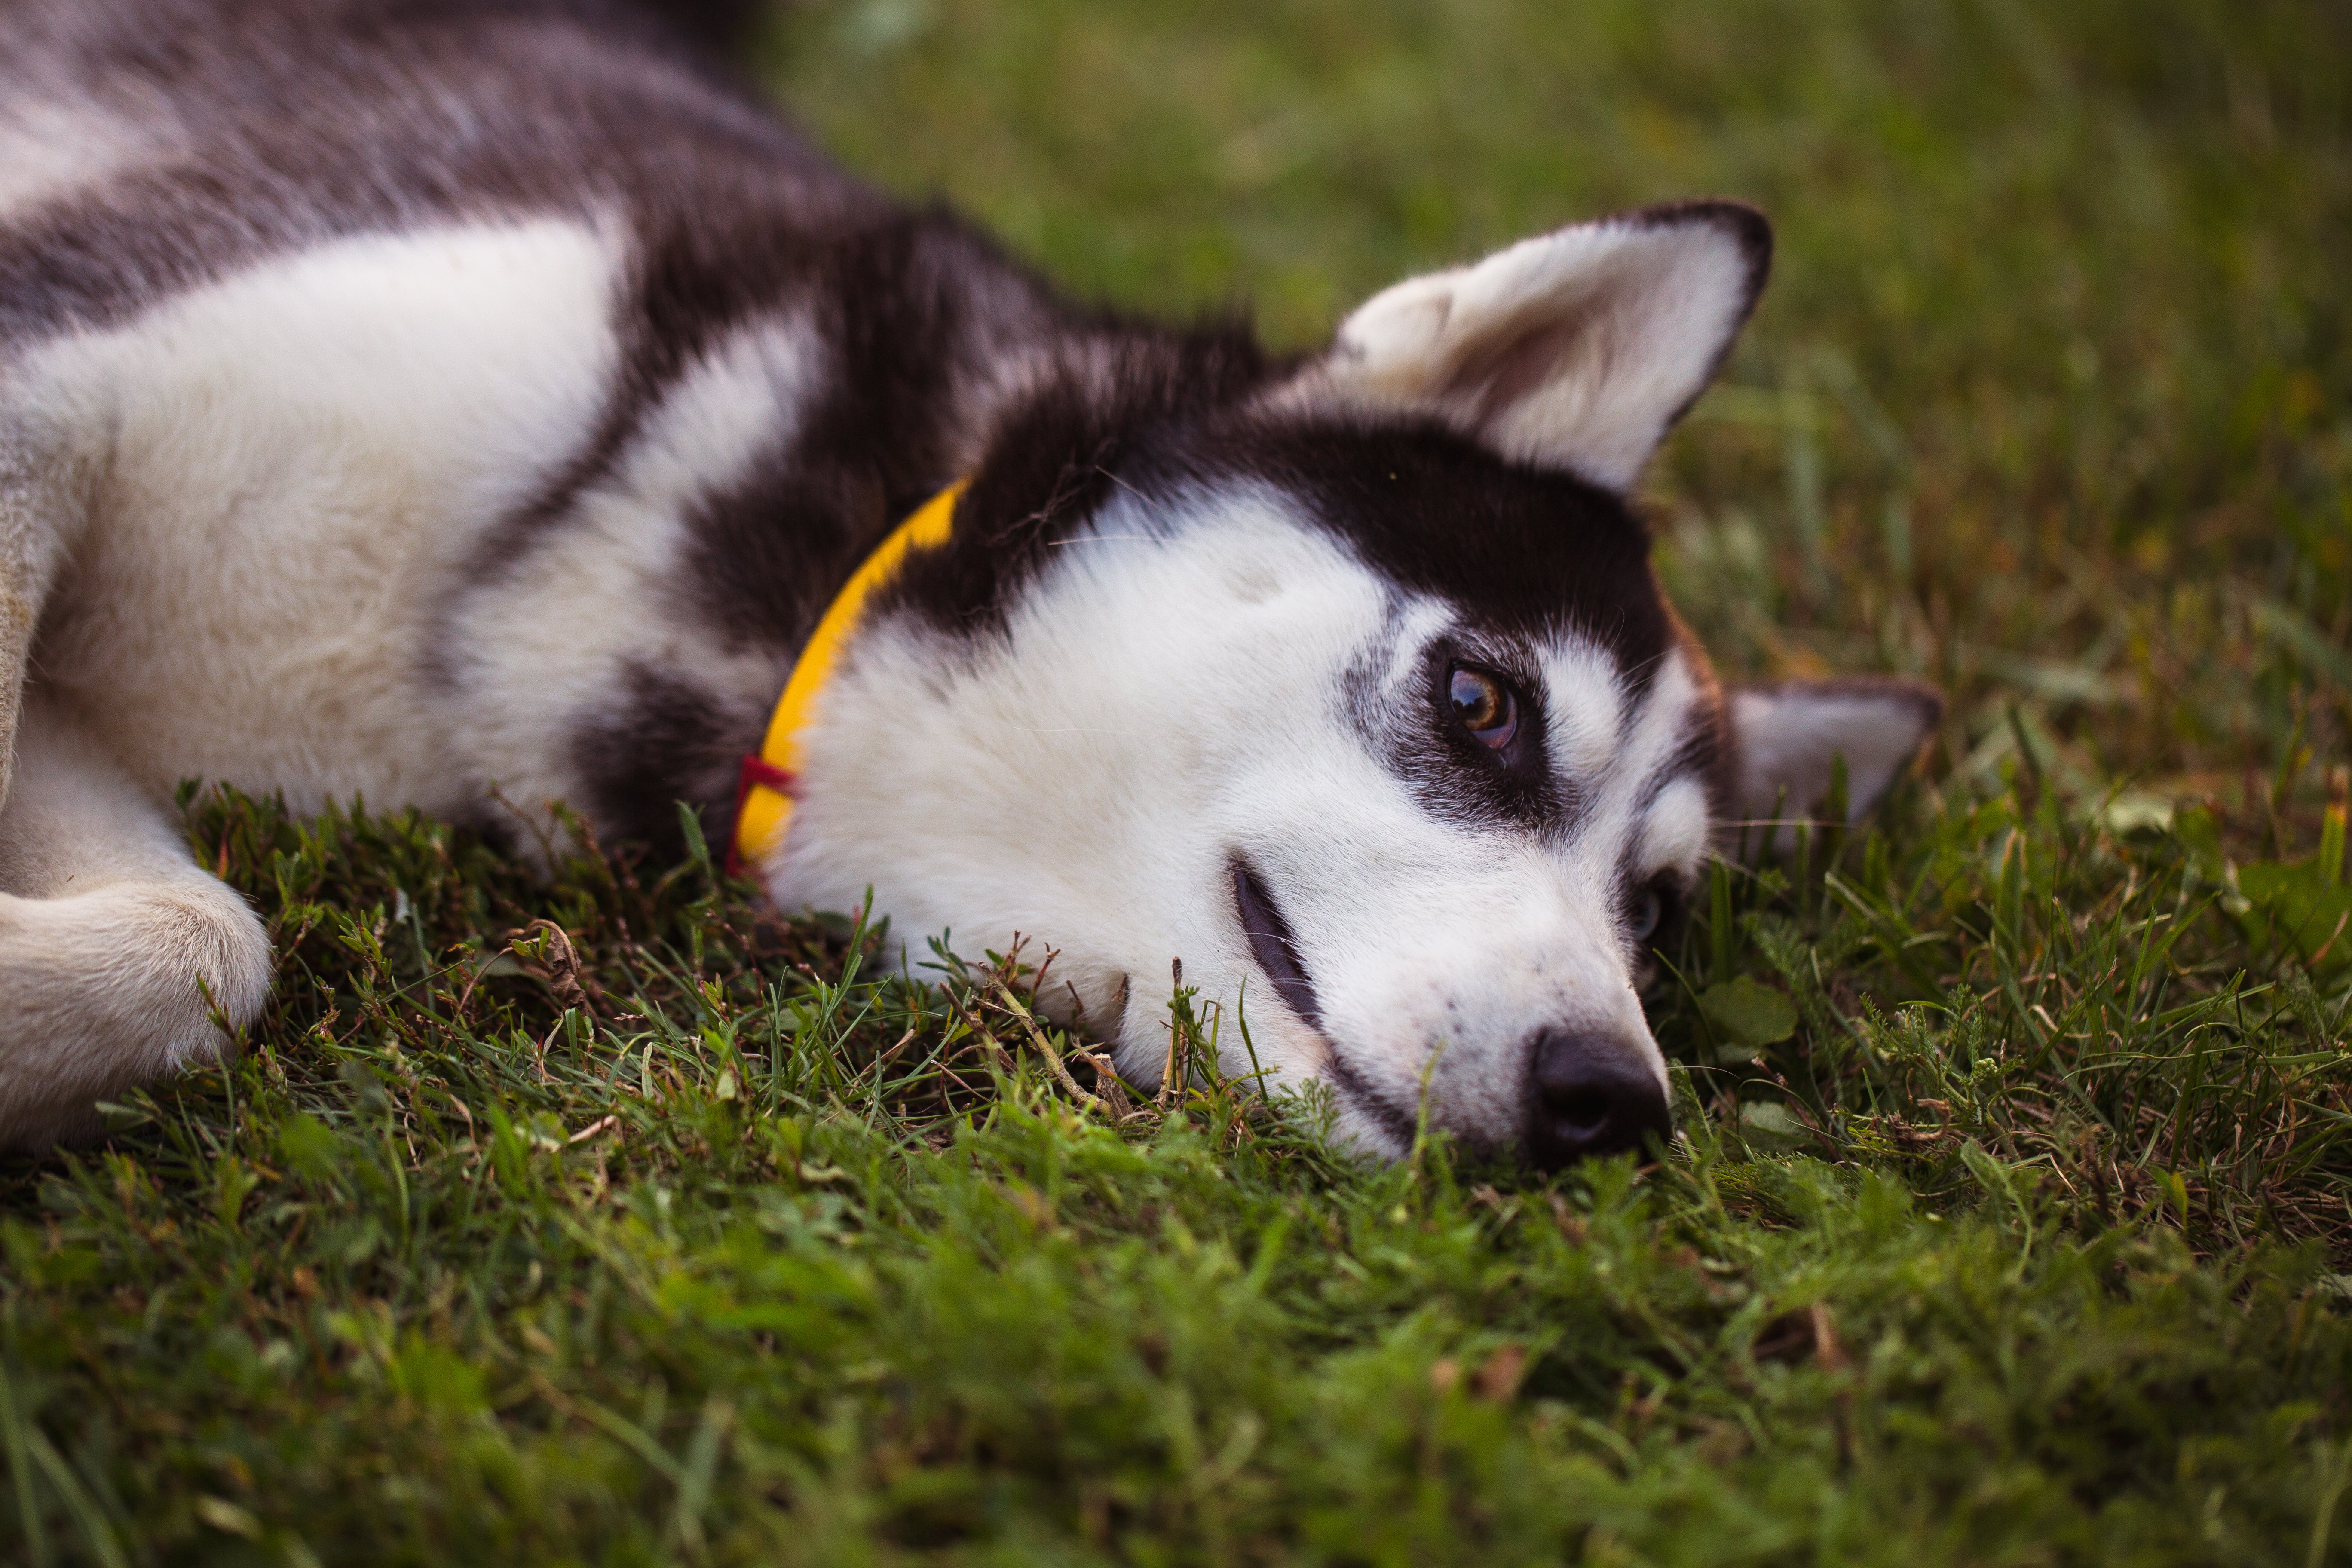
[1524,1029,1672,1168]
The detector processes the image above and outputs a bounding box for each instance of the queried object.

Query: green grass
[5,0,2352,1561]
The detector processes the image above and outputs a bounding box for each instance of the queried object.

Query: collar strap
[729,479,968,876]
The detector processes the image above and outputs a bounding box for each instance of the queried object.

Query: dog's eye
[1449,667,1518,748]
[1629,888,1665,943]
[1629,879,1685,949]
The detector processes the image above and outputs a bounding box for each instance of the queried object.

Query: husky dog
[0,0,1939,1160]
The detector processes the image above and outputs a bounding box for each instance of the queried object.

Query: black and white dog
[0,0,1939,1161]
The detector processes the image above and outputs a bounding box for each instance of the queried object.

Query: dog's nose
[1525,1029,1672,1169]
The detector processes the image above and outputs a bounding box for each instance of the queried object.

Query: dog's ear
[1301,202,1770,491]
[1730,680,1943,829]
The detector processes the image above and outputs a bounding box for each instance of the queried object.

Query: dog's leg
[0,695,272,1149]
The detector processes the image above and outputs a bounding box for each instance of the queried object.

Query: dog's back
[0,0,874,335]
[0,0,1114,842]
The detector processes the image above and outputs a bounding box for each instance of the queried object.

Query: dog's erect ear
[1730,680,1943,828]
[1304,201,1771,490]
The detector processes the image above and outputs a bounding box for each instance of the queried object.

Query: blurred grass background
[1,1,2349,1562]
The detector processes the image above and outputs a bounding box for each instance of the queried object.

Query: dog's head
[772,202,1939,1166]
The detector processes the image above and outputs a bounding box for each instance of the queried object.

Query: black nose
[1525,1029,1672,1169]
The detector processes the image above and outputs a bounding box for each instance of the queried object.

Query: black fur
[0,1,847,349]
[1231,859,1323,1032]
[1179,420,1672,665]
[872,392,1711,849]
[444,206,1007,686]
[567,660,767,854]
[619,0,767,54]
[680,211,1066,653]
[1,0,1727,864]
[1129,417,1685,838]
[1411,638,1568,830]
[869,324,1283,638]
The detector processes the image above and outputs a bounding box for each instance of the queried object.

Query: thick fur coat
[0,0,1940,1159]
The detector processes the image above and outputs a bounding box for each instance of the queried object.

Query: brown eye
[1449,666,1518,749]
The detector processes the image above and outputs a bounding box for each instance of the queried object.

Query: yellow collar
[731,479,968,872]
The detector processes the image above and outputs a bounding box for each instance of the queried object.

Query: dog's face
[772,203,1939,1166]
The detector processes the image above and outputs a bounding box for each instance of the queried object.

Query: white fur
[0,198,886,1142]
[0,219,720,1142]
[0,12,188,221]
[0,98,171,220]
[445,315,821,842]
[1732,683,1939,830]
[1575,650,1716,890]
[0,695,270,1146]
[774,487,1715,1158]
[16,221,625,815]
[1299,210,1759,490]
